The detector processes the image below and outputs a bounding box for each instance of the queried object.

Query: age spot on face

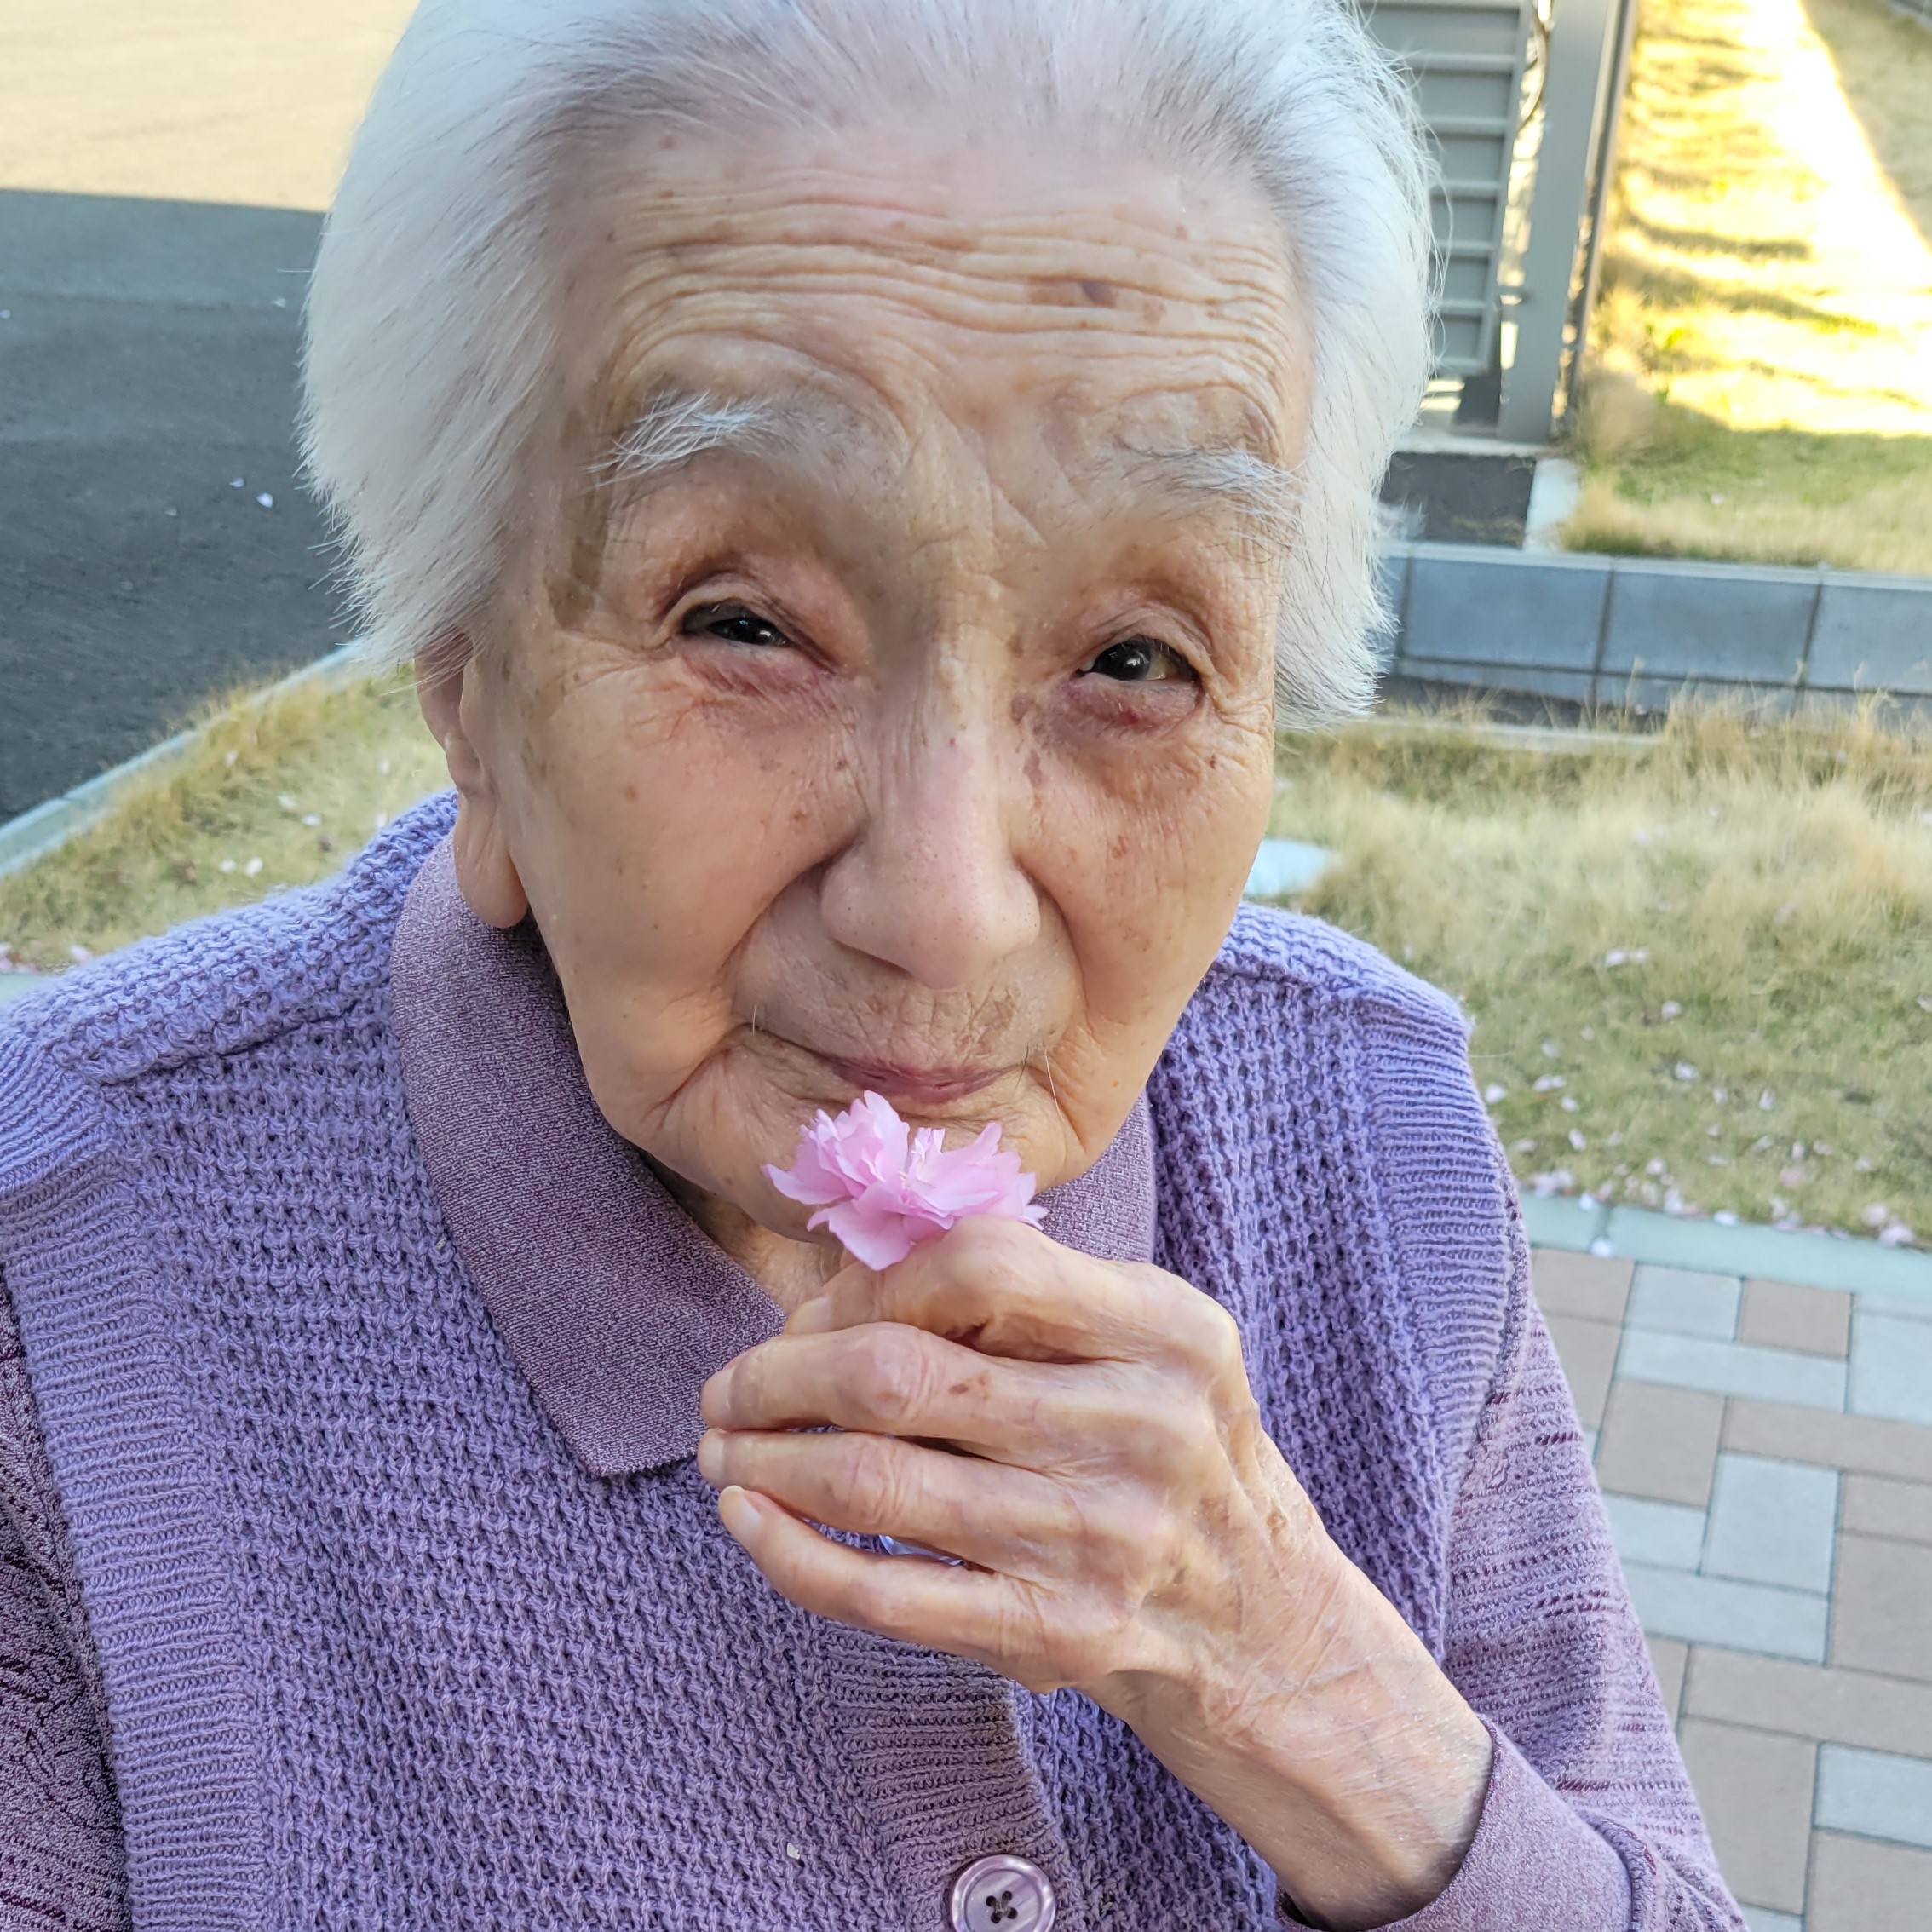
[1026,276,1119,308]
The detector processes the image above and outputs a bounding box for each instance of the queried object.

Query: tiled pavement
[1533,1250,1932,1930]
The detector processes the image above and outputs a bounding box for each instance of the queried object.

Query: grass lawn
[0,672,444,969]
[1274,707,1932,1245]
[1571,0,1932,574]
[5,676,1927,1246]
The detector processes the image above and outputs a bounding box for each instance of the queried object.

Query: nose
[818,691,1040,991]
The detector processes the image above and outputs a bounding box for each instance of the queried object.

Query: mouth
[819,1055,1006,1111]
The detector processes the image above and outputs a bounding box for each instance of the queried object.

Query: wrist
[1101,1544,1492,1931]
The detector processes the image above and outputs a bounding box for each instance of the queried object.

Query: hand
[698,1216,1491,1930]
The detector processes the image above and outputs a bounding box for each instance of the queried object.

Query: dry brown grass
[1273,704,1932,1243]
[0,672,442,971]
[7,677,1927,1245]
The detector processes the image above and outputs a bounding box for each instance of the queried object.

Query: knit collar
[389,836,1158,1477]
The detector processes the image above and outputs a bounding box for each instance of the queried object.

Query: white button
[950,1854,1056,1932]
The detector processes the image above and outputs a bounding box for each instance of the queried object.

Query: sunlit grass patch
[0,670,444,972]
[1573,0,1932,573]
[1273,704,1932,1245]
[1565,395,1932,574]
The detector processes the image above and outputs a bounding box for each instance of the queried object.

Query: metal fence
[1364,0,1640,441]
[1363,0,1534,377]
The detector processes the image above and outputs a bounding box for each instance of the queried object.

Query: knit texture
[0,796,1742,1931]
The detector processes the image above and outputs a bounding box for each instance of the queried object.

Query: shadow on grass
[1801,0,1932,252]
[1612,259,1883,336]
[1623,216,1814,262]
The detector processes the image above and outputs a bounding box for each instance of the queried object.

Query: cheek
[510,659,854,989]
[1039,723,1274,1028]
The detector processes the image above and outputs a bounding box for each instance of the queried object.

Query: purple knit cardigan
[0,796,1742,1931]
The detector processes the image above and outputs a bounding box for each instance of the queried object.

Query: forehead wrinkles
[599,227,1297,402]
[590,372,1299,578]
[543,141,1309,619]
[558,128,1303,404]
[580,293,1303,528]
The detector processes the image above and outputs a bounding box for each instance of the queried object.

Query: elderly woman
[0,3,1743,1929]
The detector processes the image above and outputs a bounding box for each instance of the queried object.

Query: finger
[717,1485,1036,1668]
[789,1216,1242,1378]
[699,1426,1082,1577]
[702,1322,1144,1465]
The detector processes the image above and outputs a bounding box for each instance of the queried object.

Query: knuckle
[838,1433,908,1530]
[721,1350,767,1420]
[853,1325,937,1429]
[951,1212,1026,1265]
[1038,1604,1130,1690]
[946,1214,1031,1296]
[1096,1498,1179,1586]
[809,1281,863,1336]
[1175,1289,1245,1376]
[1107,1371,1201,1461]
[846,1564,917,1640]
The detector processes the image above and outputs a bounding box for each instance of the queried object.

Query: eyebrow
[600,384,1300,554]
[1116,444,1301,555]
[600,383,871,487]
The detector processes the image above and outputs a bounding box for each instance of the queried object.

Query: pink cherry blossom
[763,1090,1044,1269]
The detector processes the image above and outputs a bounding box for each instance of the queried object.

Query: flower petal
[767,1093,1042,1264]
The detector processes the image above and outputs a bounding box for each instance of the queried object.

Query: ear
[416,643,532,929]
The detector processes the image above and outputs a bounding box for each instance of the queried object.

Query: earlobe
[417,643,532,930]
[451,800,531,929]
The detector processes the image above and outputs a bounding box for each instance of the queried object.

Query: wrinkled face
[429,119,1307,1249]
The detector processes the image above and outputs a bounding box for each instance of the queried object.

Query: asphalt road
[0,189,346,821]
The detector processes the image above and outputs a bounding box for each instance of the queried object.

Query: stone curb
[0,643,367,883]
[1379,542,1932,712]
[1523,1194,1932,1307]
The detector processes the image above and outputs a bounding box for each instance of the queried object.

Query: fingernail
[696,1430,725,1485]
[717,1485,761,1538]
[698,1365,731,1424]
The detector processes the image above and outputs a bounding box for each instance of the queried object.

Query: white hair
[302,0,1432,722]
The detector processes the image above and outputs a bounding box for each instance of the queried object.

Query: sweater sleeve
[1407,1279,1745,1931]
[0,1269,130,1932]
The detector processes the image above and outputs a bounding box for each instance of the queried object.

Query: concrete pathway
[1535,1247,1932,1929]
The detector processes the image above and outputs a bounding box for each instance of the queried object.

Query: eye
[1078,636,1196,684]
[681,601,792,648]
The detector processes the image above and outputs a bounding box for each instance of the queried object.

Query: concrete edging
[1378,542,1932,711]
[1523,1193,1932,1308]
[0,643,368,883]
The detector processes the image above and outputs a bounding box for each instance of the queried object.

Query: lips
[819,1055,1004,1110]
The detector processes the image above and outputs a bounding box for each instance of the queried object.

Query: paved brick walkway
[1534,1249,1932,1930]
